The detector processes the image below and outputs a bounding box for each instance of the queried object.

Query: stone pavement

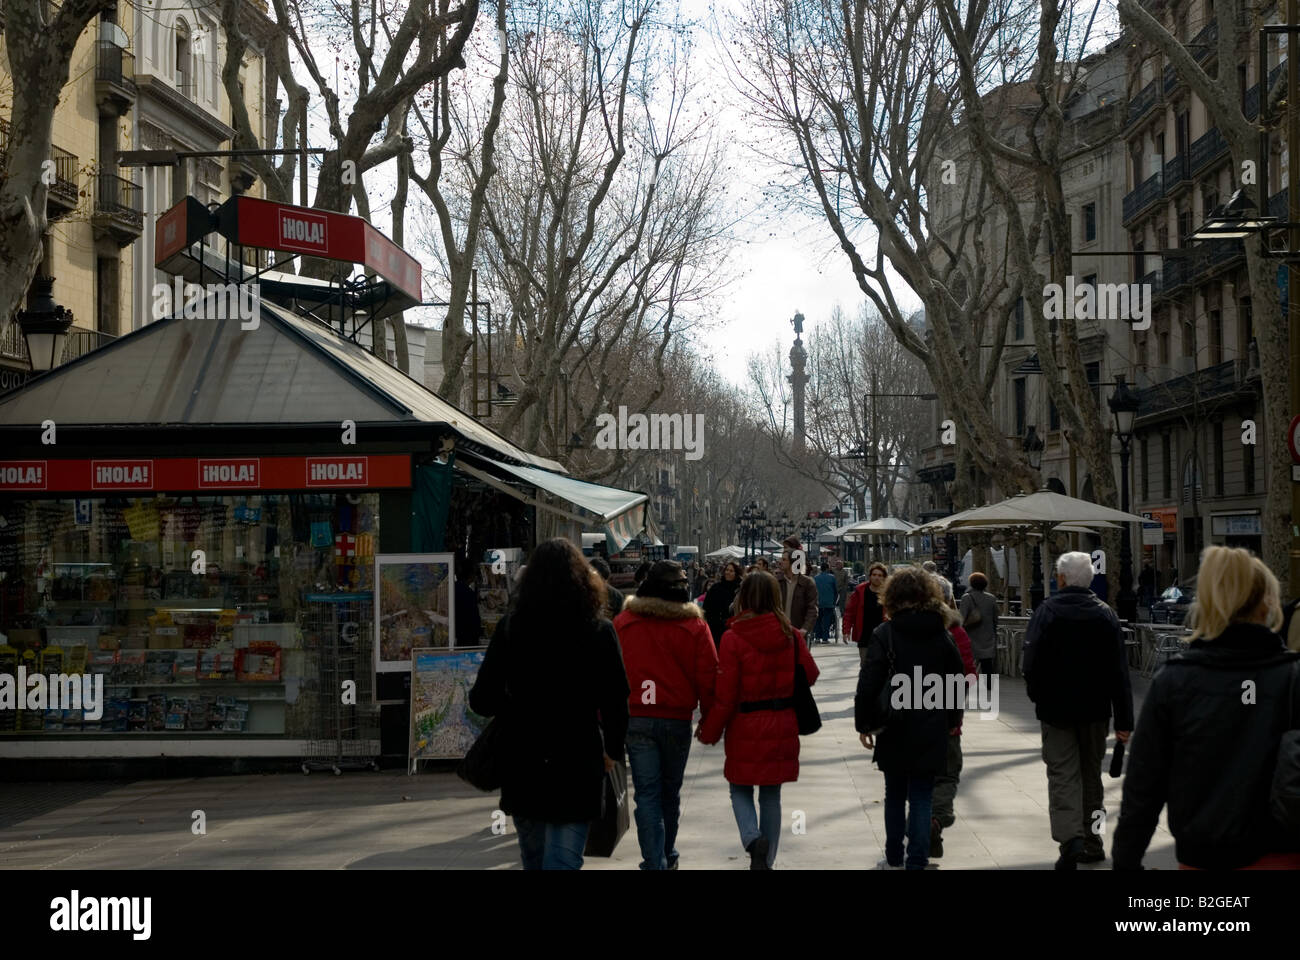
[0,644,1177,870]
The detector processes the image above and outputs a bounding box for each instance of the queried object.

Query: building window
[1049,396,1060,431]
[1209,309,1222,364]
[1133,236,1144,282]
[175,20,192,98]
[1013,297,1024,340]
[1239,297,1253,359]
[1136,333,1148,371]
[1014,378,1026,437]
[1159,330,1170,366]
[1181,313,1194,358]
[1141,436,1150,500]
[1162,433,1172,498]
[1177,208,1192,247]
[1213,421,1224,495]
[1086,361,1101,410]
[1083,202,1096,243]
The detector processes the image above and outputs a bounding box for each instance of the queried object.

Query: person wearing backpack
[614,561,719,870]
[468,538,630,870]
[1112,546,1300,870]
[854,567,965,870]
[697,571,820,869]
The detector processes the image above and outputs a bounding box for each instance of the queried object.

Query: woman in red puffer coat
[697,571,820,870]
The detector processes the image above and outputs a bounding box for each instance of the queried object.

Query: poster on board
[408,648,488,768]
[375,553,454,673]
[476,547,522,646]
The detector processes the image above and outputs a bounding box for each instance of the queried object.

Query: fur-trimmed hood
[623,595,704,621]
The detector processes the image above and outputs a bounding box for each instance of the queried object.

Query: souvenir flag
[310,520,332,548]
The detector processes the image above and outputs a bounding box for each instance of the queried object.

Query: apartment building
[916,43,1137,571]
[0,0,272,386]
[1123,0,1271,580]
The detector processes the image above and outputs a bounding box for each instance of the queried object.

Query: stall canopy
[0,294,561,472]
[456,453,649,553]
[705,545,746,559]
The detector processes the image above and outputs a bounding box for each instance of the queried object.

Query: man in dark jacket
[591,555,624,616]
[813,562,839,644]
[613,561,719,870]
[776,536,819,637]
[1023,551,1134,870]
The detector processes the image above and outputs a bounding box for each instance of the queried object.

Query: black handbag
[868,623,896,735]
[584,760,630,857]
[1270,660,1300,835]
[792,633,821,735]
[457,712,511,792]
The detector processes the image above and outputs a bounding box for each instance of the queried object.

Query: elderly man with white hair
[1022,551,1134,870]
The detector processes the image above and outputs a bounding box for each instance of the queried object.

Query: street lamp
[1109,375,1141,623]
[17,277,74,372]
[1190,188,1277,241]
[1023,426,1046,609]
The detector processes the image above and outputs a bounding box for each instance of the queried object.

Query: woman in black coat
[855,567,964,870]
[1112,546,1300,870]
[469,537,631,870]
[703,560,744,646]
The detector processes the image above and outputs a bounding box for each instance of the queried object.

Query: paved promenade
[0,644,1177,870]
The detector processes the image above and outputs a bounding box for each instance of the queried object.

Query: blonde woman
[1112,546,1300,870]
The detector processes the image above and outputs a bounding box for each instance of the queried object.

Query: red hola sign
[214,196,422,302]
[306,457,368,486]
[198,458,260,489]
[0,461,47,489]
[0,455,410,492]
[92,460,153,490]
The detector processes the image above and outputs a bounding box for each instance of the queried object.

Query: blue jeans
[815,606,835,642]
[883,772,935,870]
[513,818,589,870]
[625,716,693,870]
[729,783,782,867]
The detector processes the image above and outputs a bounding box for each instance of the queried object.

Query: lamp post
[736,501,766,562]
[1023,425,1046,610]
[1109,375,1140,622]
[17,277,74,372]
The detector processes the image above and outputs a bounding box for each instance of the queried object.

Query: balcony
[1127,78,1161,127]
[1140,269,1163,299]
[0,324,117,367]
[1163,63,1180,96]
[1198,238,1245,279]
[1163,153,1189,195]
[1135,360,1253,422]
[1190,20,1218,62]
[1244,83,1260,121]
[48,147,79,216]
[1123,171,1163,225]
[1160,256,1194,298]
[91,173,143,245]
[1188,126,1228,175]
[95,37,137,117]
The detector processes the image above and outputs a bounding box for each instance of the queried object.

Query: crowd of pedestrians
[467,536,1300,871]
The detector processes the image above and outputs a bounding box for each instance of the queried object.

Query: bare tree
[0,0,118,325]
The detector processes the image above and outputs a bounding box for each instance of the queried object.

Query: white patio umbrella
[947,491,1146,600]
[705,544,745,559]
[842,516,918,535]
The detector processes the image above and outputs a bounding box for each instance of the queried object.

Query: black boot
[930,818,944,859]
[1055,837,1084,871]
[746,835,771,870]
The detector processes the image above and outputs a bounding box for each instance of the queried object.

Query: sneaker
[746,835,770,870]
[875,858,904,870]
[930,819,944,859]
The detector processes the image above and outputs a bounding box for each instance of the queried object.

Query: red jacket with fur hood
[614,596,719,722]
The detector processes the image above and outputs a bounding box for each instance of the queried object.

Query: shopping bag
[584,761,630,857]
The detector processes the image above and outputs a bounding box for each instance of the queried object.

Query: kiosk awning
[457,454,649,551]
